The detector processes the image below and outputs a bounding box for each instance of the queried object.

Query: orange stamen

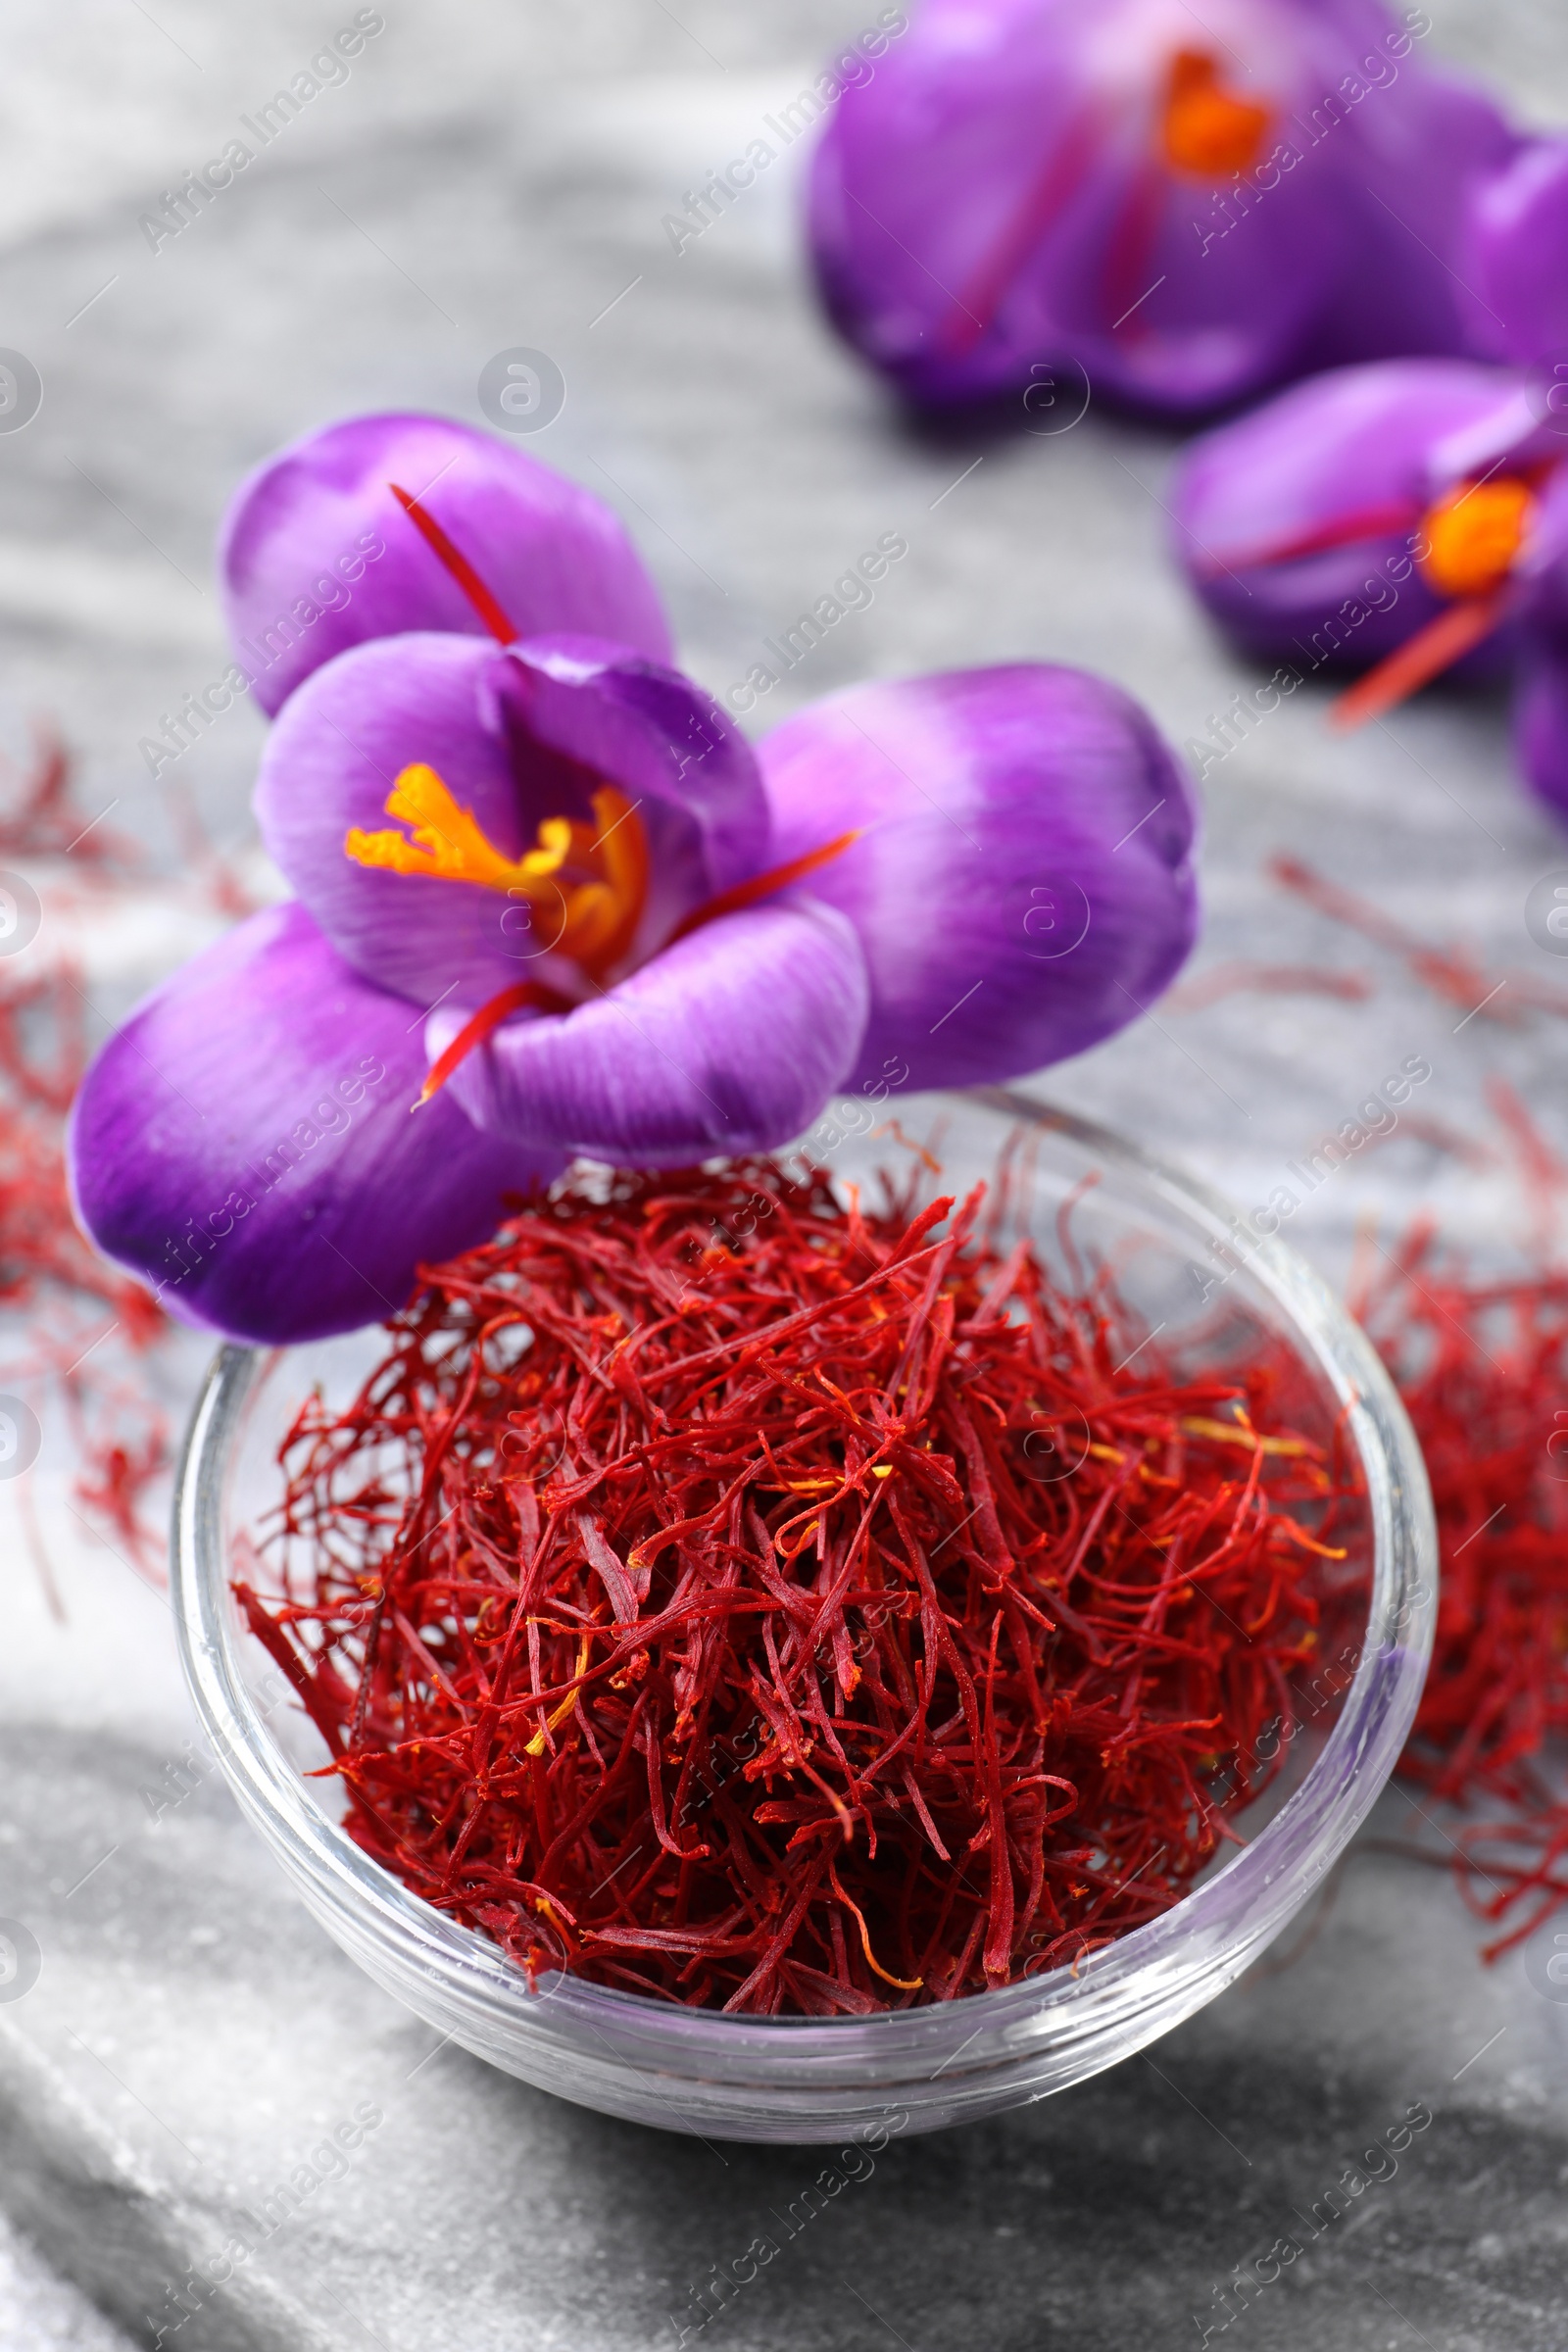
[1417,475,1535,601]
[1330,593,1508,731]
[1161,50,1271,178]
[388,482,517,644]
[414,978,564,1108]
[1328,473,1535,728]
[665,830,863,949]
[347,767,649,979]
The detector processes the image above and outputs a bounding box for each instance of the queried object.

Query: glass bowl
[171,1089,1436,2144]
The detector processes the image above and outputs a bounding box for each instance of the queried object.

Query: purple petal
[220,413,672,715]
[68,904,555,1345]
[1032,163,1346,417]
[1311,64,1516,371]
[1170,359,1544,665]
[487,640,771,904]
[1461,138,1568,373]
[256,634,528,1012]
[808,0,1512,417]
[437,899,869,1165]
[255,634,771,1011]
[756,665,1198,1091]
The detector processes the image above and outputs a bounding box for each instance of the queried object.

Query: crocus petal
[437,899,869,1165]
[1314,65,1516,371]
[1460,137,1568,373]
[256,634,529,1011]
[808,0,1512,417]
[255,634,771,1010]
[1171,359,1544,665]
[220,413,672,714]
[1033,161,1345,417]
[68,904,555,1346]
[756,665,1197,1091]
[487,639,772,915]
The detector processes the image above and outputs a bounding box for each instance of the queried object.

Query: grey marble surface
[0,2209,136,2352]
[4,0,1568,2344]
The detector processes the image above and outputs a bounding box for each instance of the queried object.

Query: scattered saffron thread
[1164,959,1374,1012]
[0,735,178,1584]
[1268,853,1568,1025]
[1352,1215,1568,1960]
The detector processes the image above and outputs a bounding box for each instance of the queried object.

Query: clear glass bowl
[172,1089,1436,2143]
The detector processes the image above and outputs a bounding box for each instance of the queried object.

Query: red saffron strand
[1352,1228,1568,1959]
[387,483,518,645]
[1191,500,1423,579]
[1163,959,1375,1012]
[245,1157,1357,2013]
[1329,591,1508,730]
[1267,853,1541,1027]
[0,735,173,1580]
[663,831,864,948]
[412,979,564,1108]
[937,107,1102,358]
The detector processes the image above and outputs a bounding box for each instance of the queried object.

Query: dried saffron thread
[1243,886,1568,1961]
[0,733,181,1580]
[1352,1223,1568,1959]
[1269,853,1568,1025]
[246,1157,1357,2014]
[0,727,141,868]
[1163,960,1375,1012]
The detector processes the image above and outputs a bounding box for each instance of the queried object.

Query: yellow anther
[345,764,649,978]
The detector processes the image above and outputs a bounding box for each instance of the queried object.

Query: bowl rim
[172,1086,1437,2068]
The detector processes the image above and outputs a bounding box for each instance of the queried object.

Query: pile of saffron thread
[1355,1227,1568,1959]
[242,1158,1357,2014]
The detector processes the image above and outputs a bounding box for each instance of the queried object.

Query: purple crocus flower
[808,0,1514,417]
[1168,341,1568,815]
[70,414,1199,1346]
[1171,359,1553,665]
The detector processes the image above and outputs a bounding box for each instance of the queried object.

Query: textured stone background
[3,0,1568,2345]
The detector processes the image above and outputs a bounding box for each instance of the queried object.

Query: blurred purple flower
[1169,354,1568,815]
[808,0,1516,417]
[70,414,1200,1345]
